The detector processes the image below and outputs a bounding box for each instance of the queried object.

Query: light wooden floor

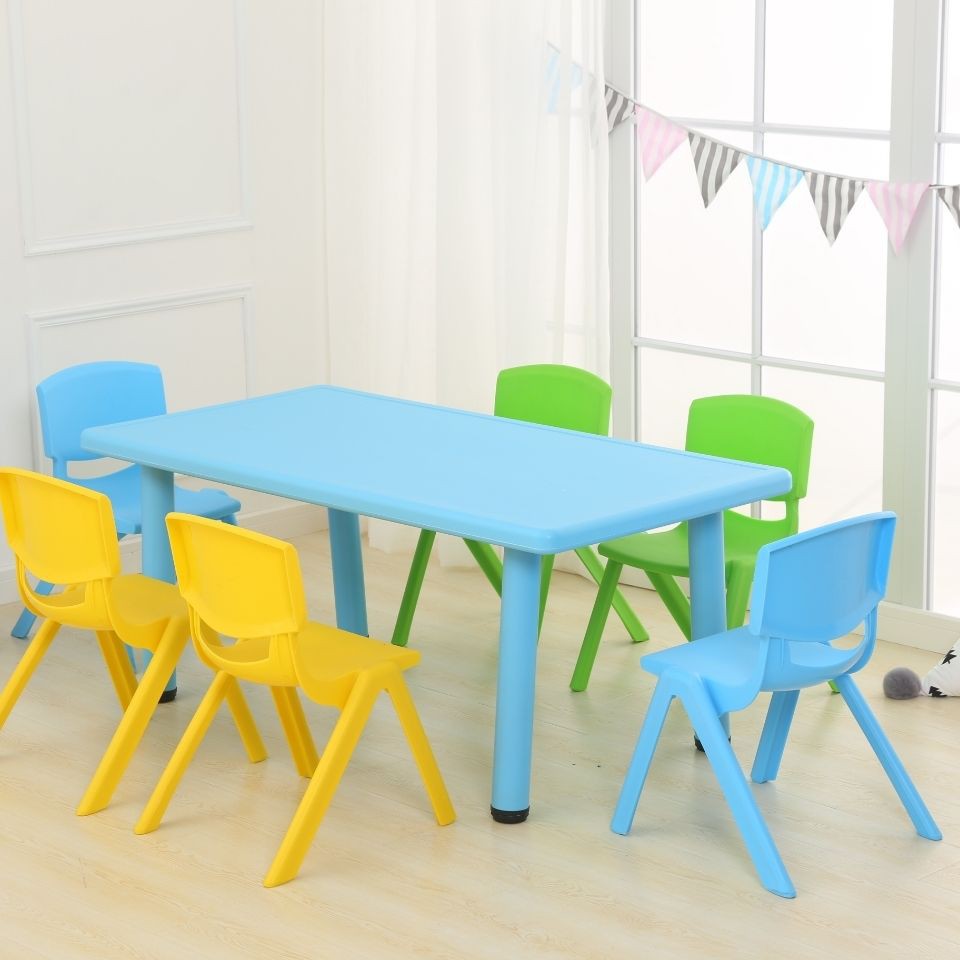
[0,532,957,960]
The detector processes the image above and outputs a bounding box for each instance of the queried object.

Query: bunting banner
[635,107,687,180]
[866,181,928,254]
[746,158,804,230]
[578,73,960,253]
[605,84,634,133]
[937,185,960,229]
[689,133,743,208]
[805,173,865,245]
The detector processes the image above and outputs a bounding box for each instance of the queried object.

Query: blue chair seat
[82,466,240,536]
[642,627,863,712]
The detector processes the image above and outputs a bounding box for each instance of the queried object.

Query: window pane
[639,129,754,352]
[764,0,894,130]
[638,348,751,447]
[931,391,960,617]
[761,135,889,372]
[762,368,883,530]
[638,0,754,121]
[943,0,960,133]
[937,145,960,381]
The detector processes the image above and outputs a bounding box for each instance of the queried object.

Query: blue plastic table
[82,386,791,823]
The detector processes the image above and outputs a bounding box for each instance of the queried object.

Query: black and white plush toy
[883,641,960,699]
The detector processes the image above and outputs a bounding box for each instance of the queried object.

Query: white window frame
[606,0,960,634]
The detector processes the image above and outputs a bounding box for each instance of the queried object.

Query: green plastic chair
[570,394,814,692]
[391,364,648,648]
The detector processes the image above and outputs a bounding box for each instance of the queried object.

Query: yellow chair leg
[77,624,189,816]
[263,674,380,888]
[385,671,455,826]
[271,686,319,777]
[0,619,60,731]
[134,671,233,835]
[96,630,138,710]
[225,677,268,763]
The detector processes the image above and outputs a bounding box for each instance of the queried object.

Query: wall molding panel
[8,0,252,255]
[25,284,256,467]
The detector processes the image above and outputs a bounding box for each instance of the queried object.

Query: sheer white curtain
[322,0,608,554]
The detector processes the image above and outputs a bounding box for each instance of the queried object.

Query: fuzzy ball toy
[882,667,922,700]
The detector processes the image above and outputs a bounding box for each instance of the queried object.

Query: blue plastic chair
[11,362,241,641]
[610,513,941,898]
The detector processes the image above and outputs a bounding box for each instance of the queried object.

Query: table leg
[491,548,541,823]
[688,511,729,735]
[138,467,177,696]
[328,508,368,637]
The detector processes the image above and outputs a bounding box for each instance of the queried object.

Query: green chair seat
[599,510,792,575]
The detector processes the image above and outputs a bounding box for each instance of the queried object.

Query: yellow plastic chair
[135,513,455,887]
[0,468,263,815]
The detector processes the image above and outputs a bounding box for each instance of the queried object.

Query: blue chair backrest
[37,362,166,472]
[748,513,896,644]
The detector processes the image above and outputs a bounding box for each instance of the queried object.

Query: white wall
[0,0,328,598]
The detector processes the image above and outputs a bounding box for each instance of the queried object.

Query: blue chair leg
[834,674,941,841]
[10,580,55,639]
[751,690,800,784]
[611,681,675,834]
[221,513,238,526]
[681,676,795,898]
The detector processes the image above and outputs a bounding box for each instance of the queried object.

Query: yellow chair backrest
[166,513,307,685]
[0,468,119,624]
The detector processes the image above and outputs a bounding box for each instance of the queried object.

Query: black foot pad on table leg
[159,686,177,704]
[491,805,529,824]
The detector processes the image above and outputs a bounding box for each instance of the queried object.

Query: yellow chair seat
[108,575,186,650]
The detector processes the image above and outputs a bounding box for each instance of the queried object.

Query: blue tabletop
[82,386,792,554]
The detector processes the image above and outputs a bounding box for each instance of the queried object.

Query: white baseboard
[877,602,959,654]
[0,502,329,606]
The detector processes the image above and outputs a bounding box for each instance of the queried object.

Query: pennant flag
[866,181,928,254]
[545,46,583,114]
[635,107,687,180]
[936,185,960,229]
[746,158,803,229]
[805,172,865,245]
[689,133,743,207]
[605,84,634,133]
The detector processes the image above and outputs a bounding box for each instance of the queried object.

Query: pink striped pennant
[866,181,929,254]
[636,107,687,181]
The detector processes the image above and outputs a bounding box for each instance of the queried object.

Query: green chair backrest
[494,364,611,436]
[686,395,814,535]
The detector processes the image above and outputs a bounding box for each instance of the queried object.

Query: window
[931,1,960,616]
[614,0,960,619]
[635,0,891,533]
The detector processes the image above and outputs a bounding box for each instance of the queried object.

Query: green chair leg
[646,571,693,641]
[391,530,437,647]
[463,538,504,593]
[570,560,623,691]
[574,546,649,643]
[539,554,556,633]
[725,562,753,629]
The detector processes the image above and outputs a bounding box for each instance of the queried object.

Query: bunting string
[603,81,960,254]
